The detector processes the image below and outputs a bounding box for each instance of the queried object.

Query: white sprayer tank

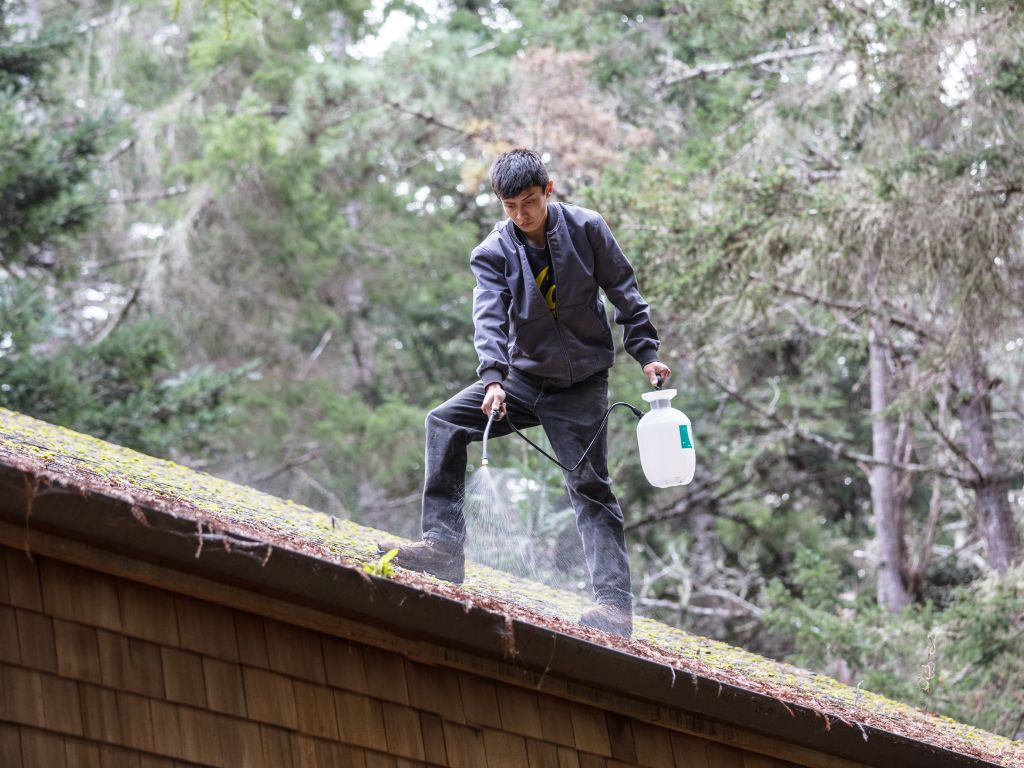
[637,389,695,487]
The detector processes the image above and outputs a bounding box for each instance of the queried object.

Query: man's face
[500,180,552,242]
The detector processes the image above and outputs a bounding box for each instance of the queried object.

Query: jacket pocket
[559,303,613,361]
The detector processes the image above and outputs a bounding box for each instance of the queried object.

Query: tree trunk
[868,316,912,611]
[954,353,1019,571]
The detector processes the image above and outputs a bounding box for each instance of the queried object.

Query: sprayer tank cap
[641,389,677,403]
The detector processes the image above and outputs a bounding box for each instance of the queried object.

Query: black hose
[504,402,643,473]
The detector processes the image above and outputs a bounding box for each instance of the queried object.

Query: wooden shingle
[202,656,247,717]
[334,689,389,752]
[0,545,8,603]
[441,721,488,768]
[632,721,676,768]
[98,744,142,767]
[497,684,545,740]
[4,548,42,610]
[264,619,327,684]
[1,664,46,728]
[537,693,576,747]
[39,558,121,631]
[706,742,746,768]
[557,746,582,768]
[63,736,102,768]
[243,666,299,729]
[526,737,561,768]
[0,722,21,767]
[16,608,57,673]
[97,630,165,698]
[418,711,448,765]
[381,700,425,760]
[0,604,20,664]
[176,703,225,765]
[175,595,238,662]
[313,736,369,767]
[458,671,502,729]
[605,711,637,764]
[260,723,297,768]
[53,619,103,683]
[291,732,320,768]
[569,701,613,758]
[78,683,123,743]
[742,755,786,768]
[118,579,179,646]
[234,610,269,667]
[149,699,186,761]
[323,635,367,692]
[161,647,208,708]
[215,716,266,767]
[483,728,530,766]
[39,672,83,736]
[405,661,465,724]
[361,645,410,705]
[293,678,340,740]
[364,752,400,768]
[671,731,712,768]
[116,691,156,753]
[19,726,67,768]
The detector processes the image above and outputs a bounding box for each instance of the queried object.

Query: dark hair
[489,148,549,200]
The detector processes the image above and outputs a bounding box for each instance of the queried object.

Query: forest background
[2,0,1023,739]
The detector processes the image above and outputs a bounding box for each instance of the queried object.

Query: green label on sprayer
[679,425,692,449]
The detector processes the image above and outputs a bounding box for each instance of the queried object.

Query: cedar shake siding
[1,407,1021,768]
[1,546,816,768]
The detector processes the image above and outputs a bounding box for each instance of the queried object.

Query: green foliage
[0,312,246,458]
[0,10,110,269]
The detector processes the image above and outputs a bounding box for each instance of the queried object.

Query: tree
[0,2,242,458]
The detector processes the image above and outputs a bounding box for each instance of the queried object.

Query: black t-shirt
[520,235,557,316]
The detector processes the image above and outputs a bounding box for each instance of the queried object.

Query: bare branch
[749,271,939,341]
[702,368,973,482]
[661,44,839,88]
[106,186,191,206]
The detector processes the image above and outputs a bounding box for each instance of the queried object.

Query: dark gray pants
[421,367,631,609]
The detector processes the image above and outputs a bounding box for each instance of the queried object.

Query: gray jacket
[471,202,660,388]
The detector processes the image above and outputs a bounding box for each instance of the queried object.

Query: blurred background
[2,0,1023,736]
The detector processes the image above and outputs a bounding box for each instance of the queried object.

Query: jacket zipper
[517,234,574,384]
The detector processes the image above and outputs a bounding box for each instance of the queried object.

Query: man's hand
[481,382,506,419]
[643,361,672,388]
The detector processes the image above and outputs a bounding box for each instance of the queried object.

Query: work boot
[376,538,465,584]
[580,603,633,638]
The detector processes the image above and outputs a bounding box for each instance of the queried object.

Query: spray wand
[481,407,500,467]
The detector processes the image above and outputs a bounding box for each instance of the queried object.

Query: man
[379,148,670,638]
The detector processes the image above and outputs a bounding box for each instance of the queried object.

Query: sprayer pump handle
[655,374,664,390]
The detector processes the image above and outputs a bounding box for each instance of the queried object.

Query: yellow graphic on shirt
[535,265,557,316]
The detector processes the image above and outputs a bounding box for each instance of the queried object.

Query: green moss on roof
[1,407,1022,766]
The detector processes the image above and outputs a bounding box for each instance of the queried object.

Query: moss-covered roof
[1,406,1021,767]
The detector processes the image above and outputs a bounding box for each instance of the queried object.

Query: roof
[0,406,1021,768]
